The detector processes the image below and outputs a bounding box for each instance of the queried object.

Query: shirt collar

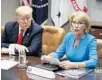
[19,26,27,35]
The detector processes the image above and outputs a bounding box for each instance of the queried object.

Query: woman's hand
[41,55,59,65]
[48,52,56,58]
[41,52,56,64]
[59,61,86,69]
[41,55,50,64]
[59,60,75,69]
[59,60,71,69]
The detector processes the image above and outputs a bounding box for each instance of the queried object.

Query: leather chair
[97,39,102,67]
[1,26,5,35]
[42,25,65,55]
[1,26,102,67]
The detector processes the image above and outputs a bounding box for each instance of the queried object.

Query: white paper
[48,57,60,65]
[41,56,60,65]
[0,60,18,70]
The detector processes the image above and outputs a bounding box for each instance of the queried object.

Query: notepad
[1,60,18,70]
[56,68,93,79]
[33,63,61,72]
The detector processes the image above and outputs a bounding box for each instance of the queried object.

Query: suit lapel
[22,26,33,45]
[22,20,35,45]
[22,31,31,45]
[10,24,19,43]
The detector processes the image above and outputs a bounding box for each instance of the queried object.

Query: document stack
[56,68,93,80]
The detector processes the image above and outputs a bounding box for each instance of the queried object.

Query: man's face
[17,14,32,30]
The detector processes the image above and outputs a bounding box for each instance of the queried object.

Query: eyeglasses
[72,21,86,26]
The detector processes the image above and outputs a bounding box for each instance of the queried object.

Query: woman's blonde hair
[69,11,91,33]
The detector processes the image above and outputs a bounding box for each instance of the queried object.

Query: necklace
[74,40,79,48]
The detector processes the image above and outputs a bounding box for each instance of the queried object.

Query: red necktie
[17,29,24,44]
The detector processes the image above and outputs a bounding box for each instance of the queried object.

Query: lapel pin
[27,33,29,36]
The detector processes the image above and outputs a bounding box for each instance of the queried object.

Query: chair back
[42,25,65,55]
[1,26,5,35]
[97,39,102,67]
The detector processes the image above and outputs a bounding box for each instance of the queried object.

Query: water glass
[95,67,102,80]
[18,51,27,68]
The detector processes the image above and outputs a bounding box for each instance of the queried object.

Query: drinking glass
[95,67,102,80]
[17,51,27,68]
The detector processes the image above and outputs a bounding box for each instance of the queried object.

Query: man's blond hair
[16,6,33,16]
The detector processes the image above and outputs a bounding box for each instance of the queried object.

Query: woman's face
[71,16,86,35]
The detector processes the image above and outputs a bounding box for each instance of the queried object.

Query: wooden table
[1,55,95,80]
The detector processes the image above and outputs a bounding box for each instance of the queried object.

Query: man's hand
[15,44,29,54]
[9,44,29,55]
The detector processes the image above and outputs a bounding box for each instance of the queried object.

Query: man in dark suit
[1,6,43,57]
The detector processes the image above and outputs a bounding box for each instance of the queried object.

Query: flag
[20,0,32,6]
[32,0,48,25]
[51,0,88,27]
[70,0,88,12]
[67,0,88,20]
[51,0,69,27]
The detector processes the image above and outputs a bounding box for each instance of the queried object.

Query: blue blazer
[1,20,43,57]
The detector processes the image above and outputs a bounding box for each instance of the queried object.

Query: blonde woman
[41,11,98,69]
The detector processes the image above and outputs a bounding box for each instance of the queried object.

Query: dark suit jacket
[1,20,43,57]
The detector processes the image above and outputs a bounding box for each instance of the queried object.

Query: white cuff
[9,44,15,55]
